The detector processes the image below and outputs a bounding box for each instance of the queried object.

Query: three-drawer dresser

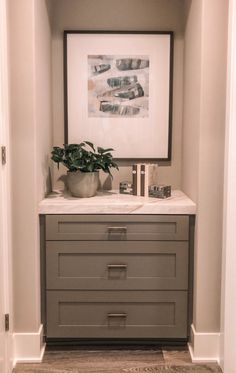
[39,190,196,343]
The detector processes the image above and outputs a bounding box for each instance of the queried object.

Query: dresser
[39,190,196,343]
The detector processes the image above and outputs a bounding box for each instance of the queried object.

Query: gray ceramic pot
[67,170,99,198]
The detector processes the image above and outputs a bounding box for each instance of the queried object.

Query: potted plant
[51,141,119,197]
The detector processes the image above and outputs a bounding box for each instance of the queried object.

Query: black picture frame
[64,30,174,161]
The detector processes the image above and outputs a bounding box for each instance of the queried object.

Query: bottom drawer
[46,291,188,339]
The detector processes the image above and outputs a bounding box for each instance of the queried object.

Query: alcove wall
[182,0,228,360]
[49,0,186,190]
[8,0,53,357]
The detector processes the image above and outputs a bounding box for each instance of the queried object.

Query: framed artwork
[64,31,173,160]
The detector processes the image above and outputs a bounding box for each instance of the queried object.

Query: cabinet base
[45,338,188,346]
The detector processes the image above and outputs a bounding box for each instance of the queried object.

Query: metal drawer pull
[107,313,127,318]
[107,227,127,234]
[107,264,127,269]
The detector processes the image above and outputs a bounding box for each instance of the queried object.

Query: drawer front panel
[46,215,189,241]
[46,241,188,290]
[46,291,188,339]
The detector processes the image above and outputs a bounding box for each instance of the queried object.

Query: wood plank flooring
[13,345,222,373]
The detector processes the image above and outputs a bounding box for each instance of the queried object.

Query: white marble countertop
[38,190,196,215]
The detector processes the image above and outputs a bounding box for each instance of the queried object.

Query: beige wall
[35,0,53,200]
[8,0,52,332]
[182,0,228,332]
[182,0,201,203]
[50,0,186,190]
[220,1,236,369]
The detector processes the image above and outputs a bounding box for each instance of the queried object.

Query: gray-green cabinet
[41,214,193,341]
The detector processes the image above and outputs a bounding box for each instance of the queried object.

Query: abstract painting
[88,55,149,117]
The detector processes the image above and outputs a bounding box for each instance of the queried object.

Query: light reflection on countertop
[38,190,196,215]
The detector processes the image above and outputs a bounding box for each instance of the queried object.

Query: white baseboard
[11,323,220,365]
[13,324,46,365]
[188,324,220,363]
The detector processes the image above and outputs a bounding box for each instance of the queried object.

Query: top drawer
[45,215,189,241]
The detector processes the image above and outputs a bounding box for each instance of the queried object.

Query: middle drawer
[46,241,188,290]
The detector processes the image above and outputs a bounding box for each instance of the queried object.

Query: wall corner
[13,324,45,365]
[188,324,220,364]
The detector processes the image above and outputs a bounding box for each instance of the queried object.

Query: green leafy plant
[51,141,119,177]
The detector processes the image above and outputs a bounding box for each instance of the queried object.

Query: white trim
[0,0,13,372]
[13,324,45,365]
[220,0,236,372]
[188,324,220,363]
[8,334,14,371]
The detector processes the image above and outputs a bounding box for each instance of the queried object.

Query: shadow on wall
[45,167,53,196]
[184,0,193,29]
[52,160,172,192]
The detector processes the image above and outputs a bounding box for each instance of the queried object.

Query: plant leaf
[84,141,95,152]
[101,148,114,154]
[50,141,118,174]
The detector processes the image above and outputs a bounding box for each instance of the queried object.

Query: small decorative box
[119,181,133,195]
[149,184,171,199]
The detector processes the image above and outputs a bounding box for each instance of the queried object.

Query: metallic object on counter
[119,181,133,195]
[149,184,171,199]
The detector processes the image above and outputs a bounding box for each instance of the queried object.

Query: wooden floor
[13,345,222,373]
